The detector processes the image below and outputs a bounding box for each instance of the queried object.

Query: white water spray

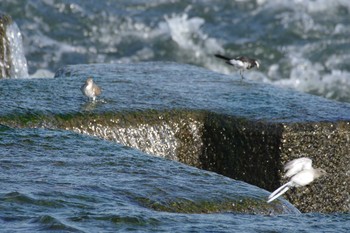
[7,22,28,78]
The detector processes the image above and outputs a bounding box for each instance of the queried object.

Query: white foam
[30,69,54,78]
[257,0,350,13]
[164,13,224,72]
[248,0,350,102]
[149,7,350,102]
[0,36,9,78]
[270,50,350,102]
[4,0,349,102]
[5,22,29,78]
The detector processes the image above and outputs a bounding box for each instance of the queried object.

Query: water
[0,62,349,232]
[6,23,29,78]
[1,1,350,232]
[2,0,350,102]
[1,126,349,232]
[0,15,28,78]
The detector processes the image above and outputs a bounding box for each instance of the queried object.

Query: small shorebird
[215,54,259,79]
[267,157,326,203]
[81,77,101,101]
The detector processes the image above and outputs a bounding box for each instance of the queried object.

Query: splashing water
[6,22,29,78]
[2,0,350,101]
[164,13,225,72]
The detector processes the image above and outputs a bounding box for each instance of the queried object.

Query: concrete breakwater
[38,110,350,213]
[1,62,349,213]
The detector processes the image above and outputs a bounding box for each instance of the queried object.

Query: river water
[1,0,350,232]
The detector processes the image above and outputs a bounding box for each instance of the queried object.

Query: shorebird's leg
[240,70,244,79]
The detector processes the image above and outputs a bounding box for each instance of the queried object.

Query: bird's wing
[290,169,315,187]
[254,60,260,68]
[284,157,312,178]
[95,85,101,96]
[267,181,292,203]
[228,59,244,68]
[214,54,231,61]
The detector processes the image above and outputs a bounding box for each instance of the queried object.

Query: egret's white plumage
[267,157,326,203]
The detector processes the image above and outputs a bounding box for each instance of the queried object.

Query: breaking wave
[2,0,350,101]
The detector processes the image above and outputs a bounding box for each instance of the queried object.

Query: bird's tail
[267,181,292,203]
[214,54,231,61]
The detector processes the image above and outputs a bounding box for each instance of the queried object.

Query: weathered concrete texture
[200,113,283,192]
[136,196,297,215]
[0,111,301,215]
[199,114,350,213]
[280,122,350,212]
[0,110,206,167]
[2,109,348,213]
[57,110,206,167]
[0,13,12,78]
[1,62,349,213]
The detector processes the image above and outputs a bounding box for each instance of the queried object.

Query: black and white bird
[215,54,259,79]
[81,77,101,101]
[267,157,326,203]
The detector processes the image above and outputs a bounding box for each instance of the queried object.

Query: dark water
[1,126,349,232]
[0,62,349,232]
[2,0,350,102]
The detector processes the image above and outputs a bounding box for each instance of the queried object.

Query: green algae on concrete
[200,113,350,213]
[0,111,301,215]
[278,121,350,213]
[200,113,284,192]
[1,62,350,213]
[0,110,206,167]
[58,110,206,167]
[2,108,348,213]
[135,196,296,215]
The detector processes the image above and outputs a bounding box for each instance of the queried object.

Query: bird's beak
[256,61,260,69]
